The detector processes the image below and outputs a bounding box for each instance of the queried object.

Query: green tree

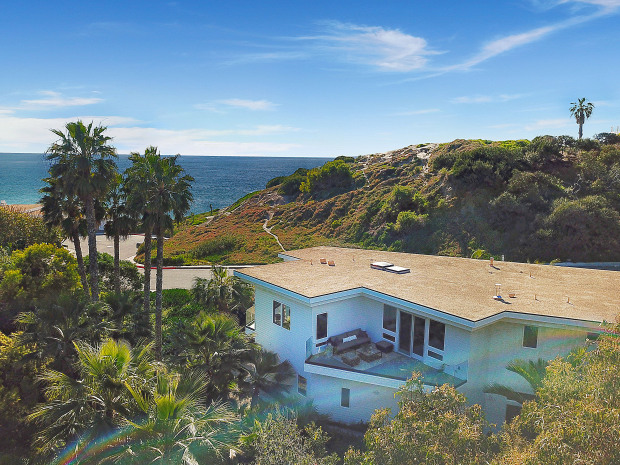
[250,410,338,465]
[46,121,118,301]
[484,358,547,404]
[40,174,90,298]
[569,98,595,140]
[344,375,497,465]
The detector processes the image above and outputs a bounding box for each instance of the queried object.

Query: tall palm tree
[40,175,90,298]
[46,121,118,301]
[484,358,547,404]
[569,98,595,140]
[133,148,193,360]
[124,148,158,330]
[104,173,135,294]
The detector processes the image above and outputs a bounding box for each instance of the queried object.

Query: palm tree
[569,98,595,139]
[119,371,240,464]
[183,312,255,399]
[192,266,254,324]
[242,349,295,407]
[29,339,156,456]
[46,121,118,301]
[484,358,547,404]
[128,148,193,360]
[104,173,135,294]
[40,175,90,298]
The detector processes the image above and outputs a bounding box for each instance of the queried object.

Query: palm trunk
[72,231,90,299]
[155,231,164,360]
[143,226,152,320]
[578,122,583,140]
[114,227,120,295]
[85,197,99,301]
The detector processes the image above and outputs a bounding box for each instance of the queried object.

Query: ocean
[0,153,331,214]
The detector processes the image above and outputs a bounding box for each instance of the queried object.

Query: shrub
[300,160,353,195]
[395,211,428,233]
[191,235,240,260]
[594,132,620,145]
[0,207,62,251]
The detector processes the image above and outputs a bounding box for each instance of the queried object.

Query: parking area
[64,234,216,290]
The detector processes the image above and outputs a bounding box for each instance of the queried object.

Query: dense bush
[395,211,428,233]
[84,252,142,293]
[0,207,62,251]
[300,160,353,195]
[594,132,620,145]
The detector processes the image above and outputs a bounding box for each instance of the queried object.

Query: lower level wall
[306,373,400,424]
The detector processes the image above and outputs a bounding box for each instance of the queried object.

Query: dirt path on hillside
[263,210,286,252]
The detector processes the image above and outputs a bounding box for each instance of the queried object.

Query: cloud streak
[451,94,524,104]
[20,91,103,108]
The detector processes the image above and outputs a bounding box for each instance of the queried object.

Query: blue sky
[0,0,619,156]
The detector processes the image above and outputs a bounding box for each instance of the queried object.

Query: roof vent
[371,261,393,270]
[385,265,410,274]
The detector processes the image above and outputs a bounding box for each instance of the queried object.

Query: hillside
[154,134,620,265]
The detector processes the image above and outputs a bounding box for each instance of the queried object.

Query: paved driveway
[64,234,216,290]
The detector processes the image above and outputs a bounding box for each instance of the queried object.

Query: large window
[428,319,445,351]
[341,388,350,408]
[523,325,538,348]
[316,313,328,340]
[273,301,290,330]
[383,305,397,332]
[298,375,307,396]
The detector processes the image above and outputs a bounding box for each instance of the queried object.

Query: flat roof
[235,246,620,324]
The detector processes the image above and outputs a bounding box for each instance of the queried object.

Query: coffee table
[357,344,382,362]
[341,351,361,367]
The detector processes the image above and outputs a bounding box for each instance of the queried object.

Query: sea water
[0,153,330,214]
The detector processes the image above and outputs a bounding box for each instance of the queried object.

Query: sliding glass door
[398,311,426,359]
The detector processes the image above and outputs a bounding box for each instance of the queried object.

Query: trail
[263,210,286,252]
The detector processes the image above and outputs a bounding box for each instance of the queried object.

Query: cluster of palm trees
[40,121,193,359]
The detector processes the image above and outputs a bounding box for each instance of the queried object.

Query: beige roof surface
[236,246,620,324]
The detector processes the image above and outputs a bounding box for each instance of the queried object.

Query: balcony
[304,339,467,390]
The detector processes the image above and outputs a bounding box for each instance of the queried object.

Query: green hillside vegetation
[161,134,620,265]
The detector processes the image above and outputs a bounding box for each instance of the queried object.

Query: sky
[0,0,619,157]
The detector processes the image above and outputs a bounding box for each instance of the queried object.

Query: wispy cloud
[451,94,524,104]
[298,21,441,72]
[20,91,103,109]
[524,118,572,130]
[218,98,279,111]
[393,108,440,116]
[0,114,299,155]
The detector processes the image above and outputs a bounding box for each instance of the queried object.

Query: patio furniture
[329,329,371,354]
[375,340,394,354]
[357,344,382,362]
[341,351,361,367]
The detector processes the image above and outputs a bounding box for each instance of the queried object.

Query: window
[428,350,443,361]
[298,375,307,396]
[523,325,538,348]
[383,305,397,333]
[382,332,396,342]
[273,301,282,325]
[341,387,350,408]
[317,313,328,340]
[282,304,291,330]
[428,319,445,351]
[505,404,522,422]
[272,301,290,330]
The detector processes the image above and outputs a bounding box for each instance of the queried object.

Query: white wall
[253,287,312,374]
[311,296,383,343]
[307,374,400,424]
[466,320,588,426]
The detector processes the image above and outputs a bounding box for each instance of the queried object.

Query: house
[234,246,619,425]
